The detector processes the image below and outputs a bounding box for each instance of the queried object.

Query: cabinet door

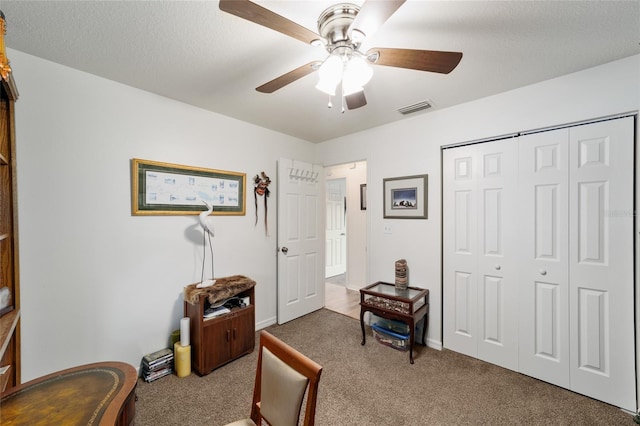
[230,307,255,358]
[201,307,254,373]
[203,320,232,373]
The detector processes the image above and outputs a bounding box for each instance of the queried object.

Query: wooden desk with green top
[0,361,137,425]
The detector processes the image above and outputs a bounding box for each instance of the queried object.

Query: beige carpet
[135,309,634,425]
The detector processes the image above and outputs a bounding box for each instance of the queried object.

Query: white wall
[316,54,640,350]
[9,49,316,381]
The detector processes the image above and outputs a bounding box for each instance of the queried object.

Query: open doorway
[324,161,367,319]
[326,177,347,279]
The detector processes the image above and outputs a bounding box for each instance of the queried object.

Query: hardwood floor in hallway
[325,280,360,320]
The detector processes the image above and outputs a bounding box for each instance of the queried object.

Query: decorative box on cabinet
[184,282,255,376]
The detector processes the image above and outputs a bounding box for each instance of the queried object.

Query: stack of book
[141,347,174,382]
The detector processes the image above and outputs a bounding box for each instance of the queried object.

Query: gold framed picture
[131,158,246,216]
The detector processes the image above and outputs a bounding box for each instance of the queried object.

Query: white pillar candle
[180,317,190,347]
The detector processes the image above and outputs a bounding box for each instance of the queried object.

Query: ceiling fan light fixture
[317,3,360,46]
[315,54,343,96]
[342,55,373,94]
[316,79,338,96]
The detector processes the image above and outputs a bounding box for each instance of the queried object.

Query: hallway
[325,275,359,320]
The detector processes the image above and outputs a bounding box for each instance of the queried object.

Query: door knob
[539,269,547,276]
[281,247,289,254]
[495,264,501,271]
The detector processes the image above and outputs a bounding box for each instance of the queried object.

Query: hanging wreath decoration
[254,172,271,235]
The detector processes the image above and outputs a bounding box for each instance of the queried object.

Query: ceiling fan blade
[368,48,463,74]
[345,91,367,110]
[256,61,321,93]
[349,0,406,39]
[219,0,320,45]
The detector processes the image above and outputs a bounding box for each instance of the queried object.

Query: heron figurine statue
[197,201,216,288]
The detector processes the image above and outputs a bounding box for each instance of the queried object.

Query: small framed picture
[383,174,428,219]
[360,184,367,210]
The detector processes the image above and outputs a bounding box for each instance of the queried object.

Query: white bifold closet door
[518,128,571,388]
[444,117,636,411]
[443,138,519,371]
[568,119,635,410]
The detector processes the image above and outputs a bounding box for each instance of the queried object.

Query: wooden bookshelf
[0,11,21,391]
[0,308,19,391]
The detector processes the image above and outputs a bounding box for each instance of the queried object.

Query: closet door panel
[518,130,570,387]
[443,147,479,358]
[444,139,519,369]
[569,117,635,411]
[476,140,519,370]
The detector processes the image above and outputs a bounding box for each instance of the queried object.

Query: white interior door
[568,117,635,411]
[325,178,346,278]
[476,139,519,371]
[277,158,325,324]
[518,129,571,388]
[443,140,519,369]
[443,145,479,358]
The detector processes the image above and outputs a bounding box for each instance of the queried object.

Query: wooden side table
[360,281,429,364]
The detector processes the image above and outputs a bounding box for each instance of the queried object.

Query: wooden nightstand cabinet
[184,287,255,375]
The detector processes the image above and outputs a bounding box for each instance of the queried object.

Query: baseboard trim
[256,316,277,331]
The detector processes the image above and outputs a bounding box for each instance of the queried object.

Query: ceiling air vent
[397,100,433,115]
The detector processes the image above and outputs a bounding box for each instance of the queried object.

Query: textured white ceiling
[2,1,639,142]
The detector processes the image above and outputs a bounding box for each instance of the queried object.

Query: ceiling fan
[219,0,463,111]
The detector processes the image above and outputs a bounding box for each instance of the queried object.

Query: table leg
[421,314,428,347]
[360,308,366,345]
[408,320,415,364]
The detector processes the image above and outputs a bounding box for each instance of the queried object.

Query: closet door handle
[539,269,547,276]
[494,265,501,271]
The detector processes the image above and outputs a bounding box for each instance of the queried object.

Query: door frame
[323,161,369,290]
